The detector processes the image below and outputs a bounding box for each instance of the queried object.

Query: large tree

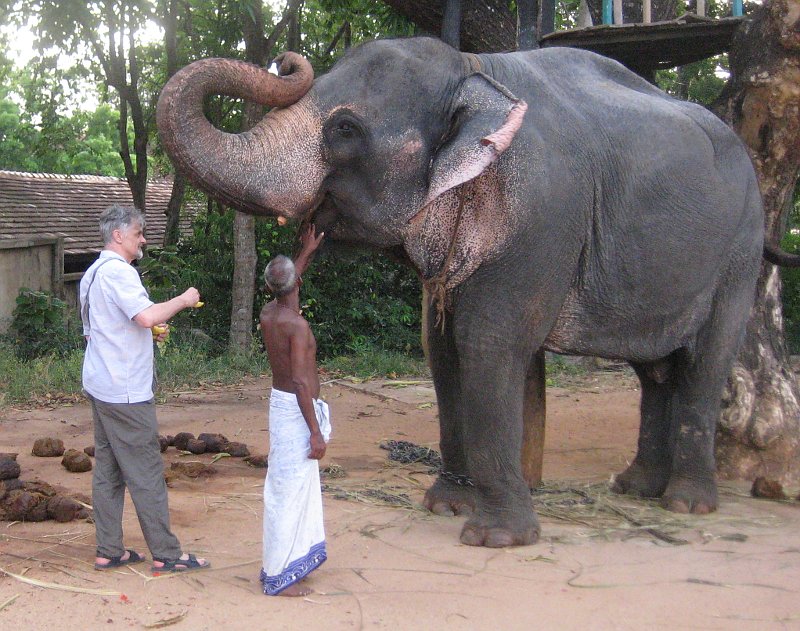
[713,0,800,484]
[2,0,156,210]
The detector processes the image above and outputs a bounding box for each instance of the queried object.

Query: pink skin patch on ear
[422,100,528,207]
[480,100,528,153]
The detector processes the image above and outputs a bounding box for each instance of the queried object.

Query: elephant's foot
[423,476,477,517]
[460,508,540,548]
[660,475,718,514]
[611,459,670,498]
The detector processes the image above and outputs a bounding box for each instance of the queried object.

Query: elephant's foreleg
[422,301,477,517]
[457,351,540,547]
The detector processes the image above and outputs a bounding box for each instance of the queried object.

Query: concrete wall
[0,238,64,333]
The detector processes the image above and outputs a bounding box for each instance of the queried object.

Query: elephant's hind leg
[612,360,674,499]
[661,269,756,514]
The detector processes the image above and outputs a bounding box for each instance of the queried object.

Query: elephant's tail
[763,241,800,267]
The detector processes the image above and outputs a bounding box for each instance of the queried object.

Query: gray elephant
[157,37,767,548]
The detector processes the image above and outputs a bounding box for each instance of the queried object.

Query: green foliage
[780,190,800,353]
[298,247,422,359]
[7,288,82,359]
[656,56,728,106]
[0,60,128,174]
[288,0,415,69]
[0,341,85,404]
[140,206,424,360]
[321,347,429,380]
[153,338,271,393]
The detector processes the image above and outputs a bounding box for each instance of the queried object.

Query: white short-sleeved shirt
[80,251,155,403]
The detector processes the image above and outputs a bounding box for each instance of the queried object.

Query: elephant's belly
[543,296,706,362]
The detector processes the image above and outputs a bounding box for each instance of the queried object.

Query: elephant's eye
[335,120,355,138]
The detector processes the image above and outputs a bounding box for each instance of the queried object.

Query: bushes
[8,288,83,360]
[781,229,800,354]
[140,208,423,360]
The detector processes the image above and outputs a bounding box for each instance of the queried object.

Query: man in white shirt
[80,204,209,574]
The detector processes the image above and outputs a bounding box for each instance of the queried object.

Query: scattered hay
[0,565,121,596]
[530,481,691,544]
[372,441,777,544]
[323,482,417,510]
[321,463,346,479]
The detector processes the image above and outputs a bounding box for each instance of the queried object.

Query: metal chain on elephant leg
[439,470,476,487]
[423,182,470,334]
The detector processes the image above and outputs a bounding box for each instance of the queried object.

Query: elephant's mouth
[308,192,341,235]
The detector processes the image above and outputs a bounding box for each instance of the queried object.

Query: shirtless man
[258,224,330,597]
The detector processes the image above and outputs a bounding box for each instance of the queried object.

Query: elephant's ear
[424,74,527,206]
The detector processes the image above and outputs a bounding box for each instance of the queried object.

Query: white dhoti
[260,388,331,595]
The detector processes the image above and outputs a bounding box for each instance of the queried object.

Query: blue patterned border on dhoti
[260,541,327,595]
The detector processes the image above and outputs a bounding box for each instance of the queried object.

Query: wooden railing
[601,0,744,25]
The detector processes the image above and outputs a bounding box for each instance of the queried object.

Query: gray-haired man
[80,204,209,574]
[259,223,330,596]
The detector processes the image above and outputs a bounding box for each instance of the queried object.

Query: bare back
[260,301,320,398]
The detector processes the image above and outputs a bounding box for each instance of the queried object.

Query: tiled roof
[0,170,195,255]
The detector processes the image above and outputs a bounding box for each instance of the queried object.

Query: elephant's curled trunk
[156,53,316,217]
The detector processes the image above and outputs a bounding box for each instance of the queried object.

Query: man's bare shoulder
[260,302,309,331]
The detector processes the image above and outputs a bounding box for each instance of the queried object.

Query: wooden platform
[541,16,746,75]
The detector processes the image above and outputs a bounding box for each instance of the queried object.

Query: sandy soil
[1,370,799,630]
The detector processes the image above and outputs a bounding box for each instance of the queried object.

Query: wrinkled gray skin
[157,37,764,547]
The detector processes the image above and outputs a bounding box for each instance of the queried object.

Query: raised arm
[293,223,324,277]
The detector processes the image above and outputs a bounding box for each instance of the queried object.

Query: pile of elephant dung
[750,476,800,502]
[166,432,251,458]
[243,454,268,468]
[30,438,92,473]
[62,449,92,473]
[0,453,21,481]
[31,437,65,458]
[165,461,217,485]
[0,454,89,523]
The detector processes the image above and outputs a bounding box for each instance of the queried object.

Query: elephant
[157,36,770,548]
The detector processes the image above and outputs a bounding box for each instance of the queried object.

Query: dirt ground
[1,369,799,630]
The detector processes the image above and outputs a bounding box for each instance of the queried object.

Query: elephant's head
[157,37,526,284]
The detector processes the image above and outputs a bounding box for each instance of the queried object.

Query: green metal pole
[602,0,613,24]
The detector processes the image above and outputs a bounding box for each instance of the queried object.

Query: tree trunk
[228,0,304,353]
[229,208,258,353]
[712,0,800,485]
[229,2,267,353]
[162,0,185,247]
